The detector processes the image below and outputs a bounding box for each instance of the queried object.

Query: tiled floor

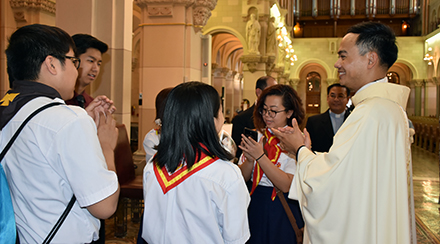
[104,146,440,243]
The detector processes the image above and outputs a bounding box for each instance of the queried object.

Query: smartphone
[244,127,258,141]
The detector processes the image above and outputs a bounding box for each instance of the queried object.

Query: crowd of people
[0,21,416,244]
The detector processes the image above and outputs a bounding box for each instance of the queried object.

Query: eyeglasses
[259,108,286,118]
[65,56,81,69]
[329,94,347,100]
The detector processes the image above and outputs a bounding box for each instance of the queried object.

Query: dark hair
[72,34,108,56]
[242,99,250,105]
[327,83,350,97]
[253,84,305,132]
[255,76,275,91]
[155,87,173,121]
[6,24,76,86]
[347,22,398,69]
[154,82,233,173]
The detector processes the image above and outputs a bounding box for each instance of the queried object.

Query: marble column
[1,0,56,95]
[134,0,217,154]
[240,55,275,103]
[56,0,133,128]
[413,79,424,116]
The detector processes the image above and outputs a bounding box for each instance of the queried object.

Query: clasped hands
[85,95,116,126]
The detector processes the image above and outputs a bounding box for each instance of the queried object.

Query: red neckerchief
[250,128,282,200]
[153,149,217,194]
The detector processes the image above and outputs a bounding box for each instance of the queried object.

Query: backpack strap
[0,102,76,243]
[0,102,63,160]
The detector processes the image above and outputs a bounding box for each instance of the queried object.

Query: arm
[237,144,254,182]
[239,134,293,193]
[86,110,120,219]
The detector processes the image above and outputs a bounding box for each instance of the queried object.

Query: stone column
[56,0,133,128]
[435,77,440,117]
[134,0,217,153]
[240,55,274,103]
[291,78,300,90]
[1,0,56,95]
[413,79,424,116]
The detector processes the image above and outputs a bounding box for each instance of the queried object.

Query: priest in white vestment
[273,22,416,244]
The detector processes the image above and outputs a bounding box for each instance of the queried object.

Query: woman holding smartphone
[239,84,305,244]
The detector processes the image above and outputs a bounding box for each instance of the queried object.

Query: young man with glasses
[65,34,108,109]
[305,83,350,152]
[0,24,120,243]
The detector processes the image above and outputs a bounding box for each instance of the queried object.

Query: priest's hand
[272,118,310,155]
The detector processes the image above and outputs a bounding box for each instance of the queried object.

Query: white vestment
[291,81,416,244]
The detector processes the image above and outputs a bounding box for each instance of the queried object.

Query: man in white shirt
[273,22,416,244]
[0,24,120,243]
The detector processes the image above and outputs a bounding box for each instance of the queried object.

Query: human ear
[286,110,294,119]
[367,52,378,68]
[43,55,58,75]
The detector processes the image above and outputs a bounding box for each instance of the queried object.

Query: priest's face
[327,86,349,114]
[334,33,369,93]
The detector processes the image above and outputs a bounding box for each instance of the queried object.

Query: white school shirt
[143,128,159,163]
[0,97,118,243]
[142,157,250,244]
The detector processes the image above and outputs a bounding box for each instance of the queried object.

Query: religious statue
[246,14,261,54]
[266,17,277,55]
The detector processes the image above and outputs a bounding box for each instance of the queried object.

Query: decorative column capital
[290,78,300,86]
[240,54,263,73]
[9,0,56,14]
[430,77,440,85]
[193,0,217,32]
[135,0,195,8]
[411,79,425,87]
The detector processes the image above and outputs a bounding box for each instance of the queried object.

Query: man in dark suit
[231,76,277,158]
[306,83,350,152]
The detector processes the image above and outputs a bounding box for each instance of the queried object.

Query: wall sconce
[424,47,434,65]
[402,21,409,29]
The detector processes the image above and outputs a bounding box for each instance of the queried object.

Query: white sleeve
[218,166,251,244]
[54,114,118,207]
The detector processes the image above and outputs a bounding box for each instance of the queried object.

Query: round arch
[297,63,329,114]
[292,59,334,79]
[203,26,248,54]
[394,58,419,79]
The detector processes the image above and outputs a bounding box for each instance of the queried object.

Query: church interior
[1,0,440,243]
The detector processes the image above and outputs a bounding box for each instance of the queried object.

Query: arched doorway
[306,72,321,114]
[387,72,400,84]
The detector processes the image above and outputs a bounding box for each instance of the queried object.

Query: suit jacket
[306,109,350,153]
[231,104,255,158]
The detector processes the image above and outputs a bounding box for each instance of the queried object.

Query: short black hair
[154,82,233,173]
[347,22,398,69]
[254,84,305,132]
[72,34,108,56]
[255,76,275,91]
[327,83,350,97]
[6,24,76,86]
